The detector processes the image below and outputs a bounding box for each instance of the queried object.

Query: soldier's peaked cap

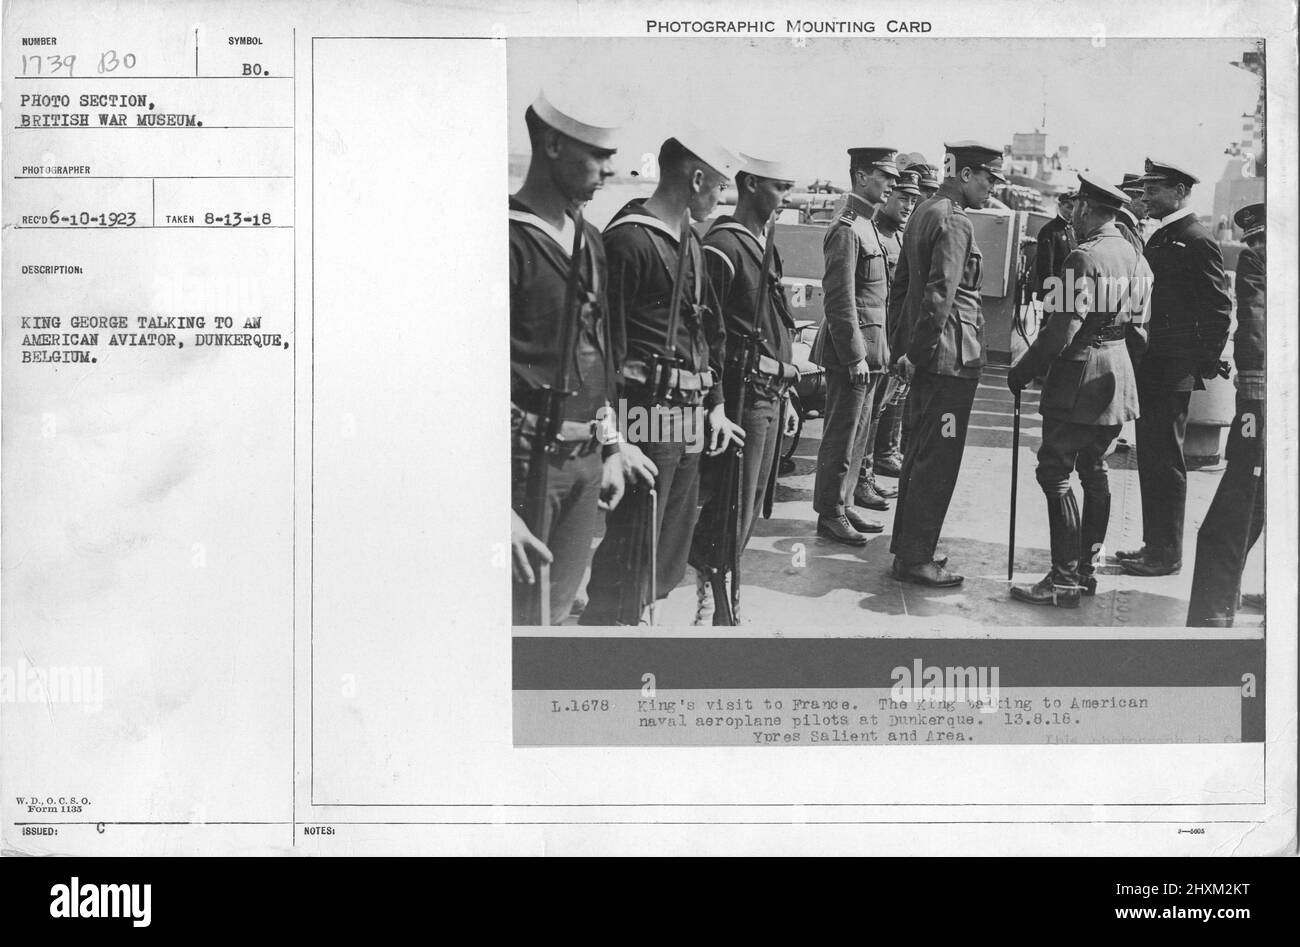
[893,170,922,196]
[531,86,630,151]
[848,147,901,178]
[672,124,741,178]
[1138,158,1199,187]
[1234,202,1264,240]
[739,153,796,183]
[905,162,940,188]
[1119,172,1145,193]
[944,141,1007,182]
[1075,171,1130,210]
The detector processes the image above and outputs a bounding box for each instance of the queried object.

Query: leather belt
[512,406,602,458]
[621,359,714,402]
[1091,326,1127,344]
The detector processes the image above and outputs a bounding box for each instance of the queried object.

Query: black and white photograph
[1,0,1294,864]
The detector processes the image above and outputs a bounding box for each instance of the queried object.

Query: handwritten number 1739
[20,51,137,77]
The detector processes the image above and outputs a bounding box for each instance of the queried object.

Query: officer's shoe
[869,476,898,499]
[1078,572,1098,596]
[875,454,904,478]
[1119,551,1182,577]
[891,557,964,588]
[1115,545,1150,562]
[844,508,885,534]
[692,568,715,626]
[853,480,891,511]
[1010,573,1081,608]
[817,514,870,545]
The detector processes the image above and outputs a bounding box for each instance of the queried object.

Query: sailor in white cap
[580,128,747,625]
[687,152,800,623]
[509,85,655,625]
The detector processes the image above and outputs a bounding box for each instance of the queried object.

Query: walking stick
[647,487,659,625]
[1008,389,1020,581]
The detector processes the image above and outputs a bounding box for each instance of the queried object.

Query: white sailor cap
[672,123,741,179]
[530,85,631,151]
[739,153,796,184]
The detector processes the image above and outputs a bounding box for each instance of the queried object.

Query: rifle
[649,209,693,402]
[710,215,777,625]
[636,210,693,624]
[1008,389,1021,582]
[521,209,585,625]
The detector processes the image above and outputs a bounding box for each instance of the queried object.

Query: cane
[647,487,659,626]
[1008,389,1020,581]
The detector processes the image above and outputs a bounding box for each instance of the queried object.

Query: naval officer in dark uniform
[888,141,1005,587]
[509,88,647,624]
[1117,159,1232,577]
[688,154,799,623]
[1007,174,1152,607]
[580,129,745,625]
[1187,202,1266,626]
[810,147,901,544]
[1033,190,1077,314]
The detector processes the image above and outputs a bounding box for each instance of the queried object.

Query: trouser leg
[511,448,603,625]
[875,380,907,464]
[1187,403,1265,626]
[857,374,890,486]
[814,368,869,516]
[1076,423,1121,579]
[842,374,881,508]
[1135,384,1191,559]
[583,409,693,625]
[889,373,977,564]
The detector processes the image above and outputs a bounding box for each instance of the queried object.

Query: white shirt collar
[1155,206,1195,229]
[508,209,576,255]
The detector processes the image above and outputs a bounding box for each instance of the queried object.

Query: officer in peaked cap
[1034,188,1078,318]
[810,146,900,544]
[868,169,925,483]
[1116,158,1232,577]
[510,85,651,624]
[580,125,746,625]
[687,152,800,623]
[886,140,1003,587]
[1007,173,1152,607]
[856,168,923,507]
[906,162,941,199]
[1187,201,1266,625]
[1113,174,1147,254]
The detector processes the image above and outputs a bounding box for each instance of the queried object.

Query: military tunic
[1033,213,1077,301]
[1134,209,1233,561]
[689,217,797,578]
[509,196,618,624]
[580,200,726,625]
[887,180,986,565]
[1010,221,1152,582]
[811,193,892,517]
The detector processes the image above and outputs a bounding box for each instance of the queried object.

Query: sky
[508,36,1262,215]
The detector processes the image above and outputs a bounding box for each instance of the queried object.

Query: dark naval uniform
[1188,203,1266,626]
[1009,202,1152,604]
[689,217,796,571]
[1128,202,1232,571]
[889,177,987,572]
[580,200,726,625]
[510,197,618,624]
[1033,212,1077,301]
[811,192,893,524]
